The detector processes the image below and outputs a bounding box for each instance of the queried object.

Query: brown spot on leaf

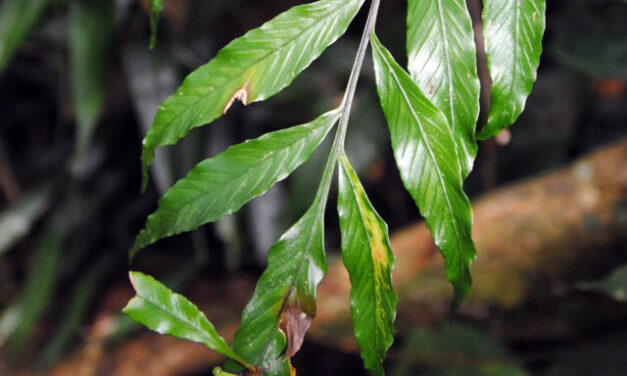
[223,87,249,114]
[279,304,312,358]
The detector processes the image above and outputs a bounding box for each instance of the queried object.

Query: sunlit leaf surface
[226,194,328,375]
[140,0,365,189]
[131,109,340,257]
[124,271,251,367]
[407,0,480,177]
[371,34,476,306]
[477,0,546,140]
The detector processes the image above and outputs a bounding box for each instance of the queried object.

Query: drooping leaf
[337,153,396,376]
[131,109,340,257]
[148,0,164,50]
[225,195,328,375]
[0,0,49,73]
[10,220,61,352]
[407,0,480,178]
[371,34,476,306]
[477,0,546,140]
[0,186,51,257]
[70,0,114,165]
[578,264,627,302]
[123,271,253,369]
[140,0,365,190]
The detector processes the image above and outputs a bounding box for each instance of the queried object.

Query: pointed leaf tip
[371,34,476,309]
[140,0,365,174]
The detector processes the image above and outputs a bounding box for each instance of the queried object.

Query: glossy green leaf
[140,0,365,190]
[0,0,49,73]
[226,195,328,375]
[123,271,252,368]
[148,0,163,50]
[70,0,114,163]
[131,109,340,257]
[407,0,480,178]
[477,0,546,140]
[578,264,627,302]
[337,153,396,376]
[0,186,51,256]
[371,34,476,306]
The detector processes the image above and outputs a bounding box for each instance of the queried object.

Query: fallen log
[43,138,627,375]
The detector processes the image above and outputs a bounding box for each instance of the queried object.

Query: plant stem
[314,0,381,205]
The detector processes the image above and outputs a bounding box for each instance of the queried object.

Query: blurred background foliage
[0,0,625,375]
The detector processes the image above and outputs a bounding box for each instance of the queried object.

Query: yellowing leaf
[337,153,396,376]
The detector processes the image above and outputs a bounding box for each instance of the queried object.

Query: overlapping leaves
[140,0,364,189]
[131,109,340,257]
[125,0,547,374]
[407,0,480,178]
[371,34,476,306]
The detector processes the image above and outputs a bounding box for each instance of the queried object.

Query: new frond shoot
[125,0,546,374]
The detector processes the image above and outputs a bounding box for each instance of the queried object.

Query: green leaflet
[477,0,546,140]
[123,271,252,369]
[337,154,396,376]
[148,0,164,50]
[578,264,627,303]
[131,109,340,258]
[0,186,51,256]
[371,34,476,306]
[407,0,480,178]
[226,195,328,375]
[70,0,114,163]
[140,0,365,190]
[0,0,49,73]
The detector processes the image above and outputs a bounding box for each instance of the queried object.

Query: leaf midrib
[376,42,466,264]
[341,161,384,362]
[160,0,357,128]
[134,293,217,347]
[163,125,323,213]
[436,0,456,131]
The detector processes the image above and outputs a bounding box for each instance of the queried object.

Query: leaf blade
[371,34,477,306]
[131,109,340,257]
[70,0,114,163]
[337,154,396,376]
[140,0,365,189]
[0,0,49,73]
[123,271,251,367]
[226,197,328,375]
[407,0,480,177]
[477,0,546,140]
